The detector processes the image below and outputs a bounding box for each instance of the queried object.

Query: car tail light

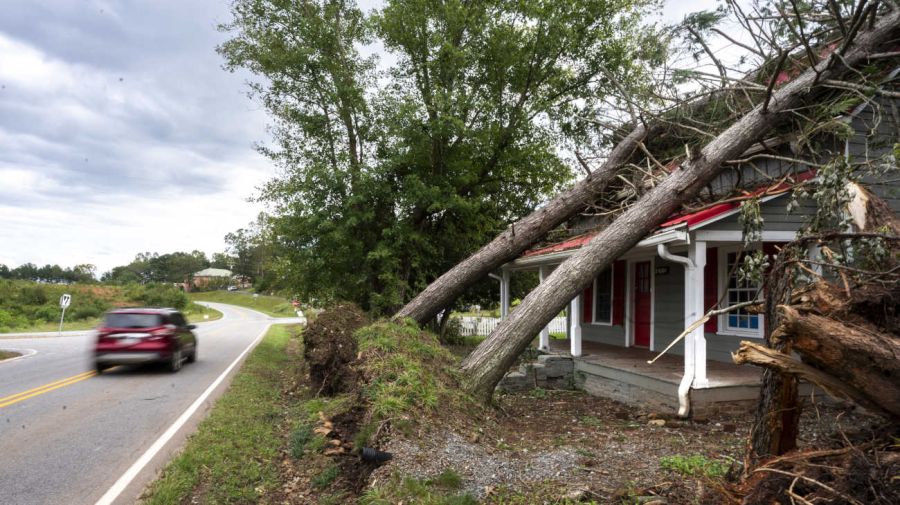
[148,324,176,340]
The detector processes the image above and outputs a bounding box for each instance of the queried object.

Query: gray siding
[706,333,748,363]
[701,193,816,233]
[709,155,809,197]
[653,259,685,355]
[581,319,626,345]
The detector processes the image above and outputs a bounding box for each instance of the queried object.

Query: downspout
[657,243,696,417]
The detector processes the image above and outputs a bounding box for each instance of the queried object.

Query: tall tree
[219,0,663,313]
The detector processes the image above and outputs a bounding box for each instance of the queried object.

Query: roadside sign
[59,294,72,336]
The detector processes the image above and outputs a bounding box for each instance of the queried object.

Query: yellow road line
[0,323,232,409]
[0,370,97,408]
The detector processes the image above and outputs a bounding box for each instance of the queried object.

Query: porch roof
[521,169,815,260]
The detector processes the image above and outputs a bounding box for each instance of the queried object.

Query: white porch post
[807,243,823,275]
[500,269,511,319]
[689,241,708,387]
[538,266,550,351]
[569,293,582,357]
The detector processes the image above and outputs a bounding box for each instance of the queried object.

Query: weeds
[659,454,729,478]
[312,464,341,488]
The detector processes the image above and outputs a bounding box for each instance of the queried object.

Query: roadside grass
[0,350,20,361]
[142,324,301,504]
[0,280,198,333]
[3,302,222,334]
[188,291,296,318]
[360,472,476,505]
[5,317,103,333]
[183,302,223,323]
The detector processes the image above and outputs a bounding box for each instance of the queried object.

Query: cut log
[458,9,900,402]
[733,341,890,416]
[393,122,657,325]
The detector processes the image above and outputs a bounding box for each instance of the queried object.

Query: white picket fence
[453,316,567,337]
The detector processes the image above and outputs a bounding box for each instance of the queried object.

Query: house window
[593,268,613,324]
[722,251,761,334]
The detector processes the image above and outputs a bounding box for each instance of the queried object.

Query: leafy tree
[219,0,663,313]
[103,251,211,284]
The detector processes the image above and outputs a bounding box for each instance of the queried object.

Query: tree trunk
[459,10,900,402]
[393,122,657,325]
[779,305,900,416]
[733,340,894,417]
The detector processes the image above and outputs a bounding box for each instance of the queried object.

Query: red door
[633,261,652,347]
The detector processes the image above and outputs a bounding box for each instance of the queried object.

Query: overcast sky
[0,0,722,275]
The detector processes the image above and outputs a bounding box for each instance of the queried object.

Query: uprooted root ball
[302,303,368,395]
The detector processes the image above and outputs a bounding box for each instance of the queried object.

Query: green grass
[0,350,20,361]
[188,291,297,318]
[5,317,103,333]
[355,320,475,425]
[142,324,301,504]
[659,454,730,478]
[183,302,223,323]
[3,302,221,334]
[361,473,476,505]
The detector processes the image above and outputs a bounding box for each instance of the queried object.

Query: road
[0,302,299,505]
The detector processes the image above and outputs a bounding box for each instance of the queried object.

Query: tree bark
[393,122,656,324]
[778,305,900,416]
[733,340,894,417]
[458,9,900,402]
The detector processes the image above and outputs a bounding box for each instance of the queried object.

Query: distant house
[192,268,233,290]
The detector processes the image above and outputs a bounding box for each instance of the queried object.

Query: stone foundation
[497,355,575,393]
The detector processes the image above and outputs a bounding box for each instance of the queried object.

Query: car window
[170,313,187,327]
[104,313,163,328]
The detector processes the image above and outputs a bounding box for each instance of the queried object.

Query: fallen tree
[393,122,655,325]
[458,6,900,402]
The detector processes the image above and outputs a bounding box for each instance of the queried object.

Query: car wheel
[94,361,108,374]
[187,344,197,363]
[168,348,183,373]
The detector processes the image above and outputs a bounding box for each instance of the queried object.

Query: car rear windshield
[103,313,164,328]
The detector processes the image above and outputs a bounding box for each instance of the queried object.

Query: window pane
[594,268,612,322]
[725,251,762,333]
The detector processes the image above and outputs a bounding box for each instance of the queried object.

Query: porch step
[575,359,680,398]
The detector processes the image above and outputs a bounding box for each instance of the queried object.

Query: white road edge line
[95,323,272,505]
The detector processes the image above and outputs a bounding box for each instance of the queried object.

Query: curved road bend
[0,302,299,505]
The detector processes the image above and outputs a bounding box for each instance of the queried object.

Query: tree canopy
[219,0,664,313]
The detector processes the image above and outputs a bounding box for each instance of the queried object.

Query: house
[191,268,233,290]
[497,82,899,416]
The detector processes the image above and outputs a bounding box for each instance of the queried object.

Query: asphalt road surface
[0,302,299,505]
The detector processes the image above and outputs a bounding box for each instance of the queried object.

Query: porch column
[689,241,708,387]
[538,266,550,351]
[807,243,823,275]
[500,269,511,319]
[569,293,582,357]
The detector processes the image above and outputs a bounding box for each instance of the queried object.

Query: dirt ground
[370,389,886,503]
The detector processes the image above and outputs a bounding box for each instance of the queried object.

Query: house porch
[549,339,763,416]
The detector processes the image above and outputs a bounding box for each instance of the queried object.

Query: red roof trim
[521,170,816,259]
[522,232,595,257]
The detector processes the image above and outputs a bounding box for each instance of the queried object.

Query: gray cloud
[0,0,272,272]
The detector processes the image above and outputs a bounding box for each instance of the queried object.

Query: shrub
[129,284,188,309]
[71,305,102,320]
[18,285,48,305]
